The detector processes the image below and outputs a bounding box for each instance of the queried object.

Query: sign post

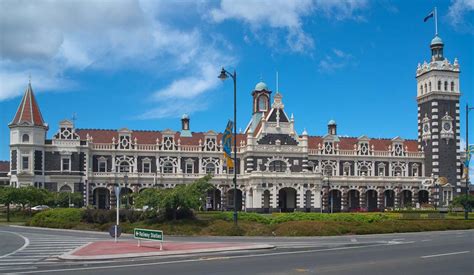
[114,186,121,243]
[133,228,164,250]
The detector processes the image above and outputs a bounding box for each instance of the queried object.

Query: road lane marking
[421,251,470,259]
[16,242,400,274]
[420,239,432,242]
[0,231,29,259]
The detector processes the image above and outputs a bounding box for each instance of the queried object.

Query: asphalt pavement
[0,225,472,274]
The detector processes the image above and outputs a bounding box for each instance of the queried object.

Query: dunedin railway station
[6,34,467,213]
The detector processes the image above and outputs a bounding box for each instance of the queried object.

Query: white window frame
[98,158,107,172]
[185,161,194,174]
[21,155,30,171]
[61,157,71,172]
[142,162,151,173]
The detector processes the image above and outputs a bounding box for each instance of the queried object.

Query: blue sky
[0,0,473,163]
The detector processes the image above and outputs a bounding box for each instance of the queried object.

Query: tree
[0,187,20,222]
[55,192,83,208]
[133,175,214,220]
[133,188,161,210]
[452,194,474,211]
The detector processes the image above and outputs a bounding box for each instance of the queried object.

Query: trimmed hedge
[29,208,82,229]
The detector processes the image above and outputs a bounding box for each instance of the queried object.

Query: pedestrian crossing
[0,232,103,270]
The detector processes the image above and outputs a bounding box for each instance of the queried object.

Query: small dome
[255,81,268,91]
[431,35,443,46]
[328,119,336,126]
[182,113,189,119]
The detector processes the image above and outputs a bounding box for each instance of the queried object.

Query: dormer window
[22,134,30,143]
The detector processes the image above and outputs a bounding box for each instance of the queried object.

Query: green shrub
[30,208,82,229]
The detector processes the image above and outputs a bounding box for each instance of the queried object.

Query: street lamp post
[124,172,128,209]
[218,67,238,225]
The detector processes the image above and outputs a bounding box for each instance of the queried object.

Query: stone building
[7,34,464,212]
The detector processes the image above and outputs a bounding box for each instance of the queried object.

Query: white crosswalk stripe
[0,232,103,268]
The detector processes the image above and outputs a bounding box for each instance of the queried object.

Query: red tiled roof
[0,161,9,172]
[76,129,247,146]
[10,84,46,128]
[307,136,419,152]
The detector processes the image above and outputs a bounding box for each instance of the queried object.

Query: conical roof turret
[9,83,47,129]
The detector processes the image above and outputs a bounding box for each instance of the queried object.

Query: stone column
[359,187,366,209]
[377,187,384,210]
[394,187,400,208]
[340,187,348,212]
[412,188,419,208]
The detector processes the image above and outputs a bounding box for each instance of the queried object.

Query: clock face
[423,124,429,133]
[443,122,451,131]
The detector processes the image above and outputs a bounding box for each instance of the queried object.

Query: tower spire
[9,82,47,129]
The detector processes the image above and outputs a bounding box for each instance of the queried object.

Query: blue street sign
[114,186,121,197]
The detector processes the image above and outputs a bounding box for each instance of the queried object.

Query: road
[0,225,472,274]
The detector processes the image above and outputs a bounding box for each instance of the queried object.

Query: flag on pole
[222,120,234,168]
[424,10,434,22]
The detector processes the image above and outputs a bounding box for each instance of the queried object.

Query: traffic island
[59,241,275,260]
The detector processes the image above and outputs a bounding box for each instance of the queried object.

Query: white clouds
[447,0,474,33]
[0,0,235,119]
[210,0,314,53]
[318,48,353,73]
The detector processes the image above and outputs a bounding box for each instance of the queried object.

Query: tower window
[444,81,448,91]
[429,82,431,91]
[438,81,441,90]
[22,134,30,143]
[424,83,427,94]
[22,156,29,170]
[419,85,422,94]
[257,95,268,111]
[451,81,454,92]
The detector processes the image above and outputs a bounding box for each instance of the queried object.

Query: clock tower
[416,35,462,195]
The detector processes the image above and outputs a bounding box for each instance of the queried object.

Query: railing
[308,148,423,158]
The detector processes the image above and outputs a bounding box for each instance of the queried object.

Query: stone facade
[7,35,465,211]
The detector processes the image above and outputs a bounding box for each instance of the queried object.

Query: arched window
[324,165,333,176]
[424,83,427,94]
[420,85,423,94]
[451,81,454,91]
[359,166,369,176]
[205,163,216,175]
[163,162,174,174]
[22,134,29,143]
[269,160,287,172]
[438,80,441,90]
[394,167,403,177]
[118,161,130,173]
[444,81,448,91]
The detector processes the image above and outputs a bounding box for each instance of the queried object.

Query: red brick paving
[73,241,250,256]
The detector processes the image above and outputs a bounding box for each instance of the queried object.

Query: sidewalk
[60,241,274,260]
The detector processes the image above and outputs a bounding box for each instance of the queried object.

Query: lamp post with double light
[218,67,238,225]
[323,176,332,214]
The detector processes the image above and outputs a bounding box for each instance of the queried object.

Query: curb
[59,243,275,261]
[8,225,132,237]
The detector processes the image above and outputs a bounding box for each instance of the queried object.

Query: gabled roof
[10,84,47,128]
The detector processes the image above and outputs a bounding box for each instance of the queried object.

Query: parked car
[31,205,50,211]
